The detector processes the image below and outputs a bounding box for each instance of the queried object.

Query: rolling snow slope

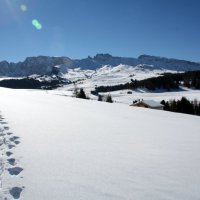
[57,64,177,95]
[0,88,200,199]
[64,64,176,85]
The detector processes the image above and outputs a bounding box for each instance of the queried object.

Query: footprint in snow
[3,127,9,131]
[9,136,20,143]
[0,133,6,137]
[8,144,15,149]
[6,151,13,157]
[7,132,13,136]
[9,187,23,199]
[0,138,7,146]
[14,141,20,145]
[8,167,23,176]
[7,158,16,166]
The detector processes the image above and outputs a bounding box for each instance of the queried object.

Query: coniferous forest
[161,97,200,116]
[0,76,68,89]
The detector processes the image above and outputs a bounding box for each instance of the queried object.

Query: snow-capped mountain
[73,54,200,71]
[0,54,200,77]
[137,55,200,71]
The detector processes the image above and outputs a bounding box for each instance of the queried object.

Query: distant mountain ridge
[0,56,72,77]
[0,54,200,77]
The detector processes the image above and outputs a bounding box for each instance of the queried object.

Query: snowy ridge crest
[0,54,200,77]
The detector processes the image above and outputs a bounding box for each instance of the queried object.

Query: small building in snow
[130,99,164,110]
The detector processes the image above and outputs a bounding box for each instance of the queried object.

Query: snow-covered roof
[142,100,164,107]
[133,99,163,108]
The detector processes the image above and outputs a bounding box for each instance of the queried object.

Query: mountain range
[0,54,200,77]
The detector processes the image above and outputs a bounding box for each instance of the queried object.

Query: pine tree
[77,88,87,99]
[198,103,200,115]
[160,100,166,105]
[106,94,113,103]
[170,100,177,112]
[165,101,170,111]
[98,95,103,101]
[73,83,78,97]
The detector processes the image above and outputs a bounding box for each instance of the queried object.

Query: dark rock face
[137,55,200,71]
[69,54,200,71]
[0,56,72,77]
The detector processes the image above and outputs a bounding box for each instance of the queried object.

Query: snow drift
[0,88,200,199]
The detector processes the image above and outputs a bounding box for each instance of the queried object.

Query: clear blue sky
[0,0,200,62]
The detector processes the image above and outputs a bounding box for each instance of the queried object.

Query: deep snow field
[0,87,200,199]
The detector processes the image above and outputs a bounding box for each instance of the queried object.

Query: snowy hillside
[64,64,174,84]
[59,64,177,95]
[0,87,200,199]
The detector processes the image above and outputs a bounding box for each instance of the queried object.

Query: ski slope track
[0,87,200,199]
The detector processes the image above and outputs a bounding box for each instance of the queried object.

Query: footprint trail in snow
[0,114,24,199]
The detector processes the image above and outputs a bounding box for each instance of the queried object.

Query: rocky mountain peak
[0,54,200,77]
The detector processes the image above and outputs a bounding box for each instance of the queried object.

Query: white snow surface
[53,64,193,103]
[98,88,200,105]
[0,88,200,199]
[62,64,176,90]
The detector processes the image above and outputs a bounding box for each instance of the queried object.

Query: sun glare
[4,0,43,31]
[20,4,27,12]
[32,19,42,30]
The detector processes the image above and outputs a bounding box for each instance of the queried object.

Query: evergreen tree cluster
[161,97,200,116]
[105,94,113,103]
[0,77,64,89]
[93,70,200,93]
[75,88,87,99]
[98,94,113,103]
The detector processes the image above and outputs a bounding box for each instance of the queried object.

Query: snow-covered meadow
[98,88,200,105]
[0,87,200,199]
[62,64,177,90]
[51,64,200,105]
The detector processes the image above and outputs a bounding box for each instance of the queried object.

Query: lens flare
[32,19,42,30]
[20,4,27,12]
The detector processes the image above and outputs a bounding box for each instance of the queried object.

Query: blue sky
[0,0,200,62]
